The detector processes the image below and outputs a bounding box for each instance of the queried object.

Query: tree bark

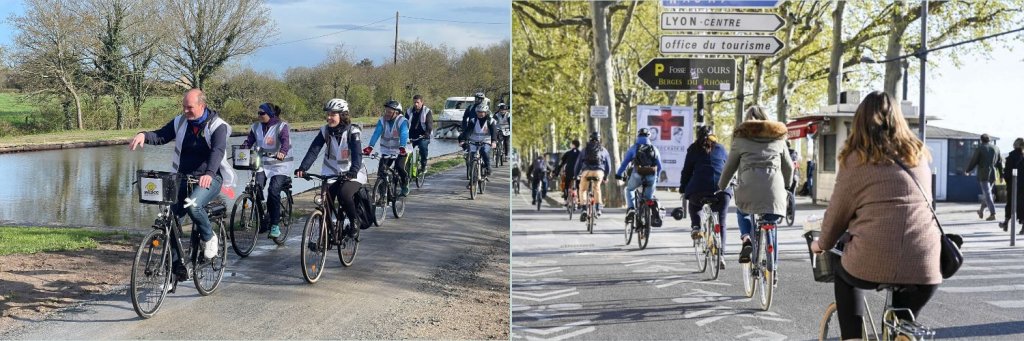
[753,58,764,104]
[590,1,623,207]
[775,9,796,122]
[884,1,909,99]
[827,1,846,105]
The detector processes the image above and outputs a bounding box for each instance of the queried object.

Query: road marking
[955,259,1021,264]
[512,267,564,277]
[512,321,597,341]
[988,300,1024,309]
[685,306,790,327]
[633,264,687,273]
[735,325,787,341]
[940,284,1024,293]
[651,275,731,288]
[621,258,675,267]
[960,265,1024,271]
[512,288,580,302]
[512,259,558,267]
[945,273,1024,280]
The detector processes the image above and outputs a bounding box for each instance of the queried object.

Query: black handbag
[893,158,964,279]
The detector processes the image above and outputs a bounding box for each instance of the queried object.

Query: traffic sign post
[661,12,783,32]
[637,58,735,92]
[590,105,609,118]
[661,0,783,8]
[661,35,783,56]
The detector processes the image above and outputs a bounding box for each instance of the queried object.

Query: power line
[399,15,506,25]
[265,16,394,47]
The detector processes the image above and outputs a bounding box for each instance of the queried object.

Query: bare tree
[9,0,88,130]
[162,0,277,90]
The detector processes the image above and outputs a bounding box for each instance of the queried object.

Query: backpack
[583,143,603,166]
[633,144,658,176]
[354,187,376,229]
[531,159,547,175]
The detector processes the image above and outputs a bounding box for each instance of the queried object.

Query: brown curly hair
[838,91,930,167]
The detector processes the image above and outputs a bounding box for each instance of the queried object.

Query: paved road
[511,186,1024,340]
[4,163,510,340]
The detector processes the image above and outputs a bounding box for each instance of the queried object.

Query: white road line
[988,300,1024,309]
[960,265,1024,271]
[939,284,1024,293]
[945,273,1024,280]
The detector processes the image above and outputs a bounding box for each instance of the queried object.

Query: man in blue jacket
[615,128,663,226]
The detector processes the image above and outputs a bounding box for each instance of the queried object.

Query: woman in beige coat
[811,91,941,340]
[718,106,793,264]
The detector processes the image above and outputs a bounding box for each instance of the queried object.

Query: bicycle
[742,214,779,311]
[581,175,600,234]
[533,177,544,211]
[512,173,521,195]
[464,141,488,200]
[297,173,360,283]
[228,146,294,257]
[786,189,797,227]
[494,135,506,167]
[130,171,227,318]
[693,195,723,280]
[368,153,407,225]
[405,138,425,189]
[624,179,653,249]
[564,175,578,221]
[815,249,935,340]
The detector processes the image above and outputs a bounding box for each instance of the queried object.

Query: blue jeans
[173,175,222,242]
[737,209,781,267]
[412,138,429,169]
[256,173,290,226]
[980,180,996,216]
[475,143,492,171]
[625,174,658,209]
[531,176,548,202]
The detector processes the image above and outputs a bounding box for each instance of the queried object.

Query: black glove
[294,169,303,177]
[615,174,623,181]
[345,171,359,180]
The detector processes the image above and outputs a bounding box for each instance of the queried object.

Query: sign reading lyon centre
[637,58,735,92]
[661,12,784,32]
[661,35,783,56]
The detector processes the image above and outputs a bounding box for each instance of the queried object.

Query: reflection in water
[0,130,462,228]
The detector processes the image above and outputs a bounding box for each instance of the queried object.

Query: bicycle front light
[314,195,323,206]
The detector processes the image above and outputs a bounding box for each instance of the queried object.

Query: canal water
[0,130,463,228]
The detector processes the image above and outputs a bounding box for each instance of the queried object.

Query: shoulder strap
[892,158,946,235]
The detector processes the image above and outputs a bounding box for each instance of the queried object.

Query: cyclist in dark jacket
[528,155,552,205]
[555,140,582,202]
[1001,138,1024,231]
[681,125,732,269]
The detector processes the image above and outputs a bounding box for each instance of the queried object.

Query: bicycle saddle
[699,196,720,206]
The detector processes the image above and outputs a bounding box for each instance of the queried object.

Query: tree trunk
[827,1,846,105]
[884,1,909,99]
[591,1,623,207]
[113,94,126,130]
[753,58,764,104]
[775,11,795,122]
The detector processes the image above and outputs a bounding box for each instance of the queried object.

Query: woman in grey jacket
[719,106,793,264]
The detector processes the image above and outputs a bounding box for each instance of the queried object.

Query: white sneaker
[204,234,218,259]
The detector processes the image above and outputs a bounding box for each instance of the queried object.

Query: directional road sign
[661,35,784,56]
[661,0,784,8]
[661,12,784,32]
[636,58,736,91]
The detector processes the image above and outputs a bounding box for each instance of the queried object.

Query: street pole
[736,56,746,125]
[918,1,927,141]
[901,60,909,101]
[394,11,399,65]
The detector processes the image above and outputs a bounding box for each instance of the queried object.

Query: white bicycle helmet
[475,103,490,113]
[324,98,349,112]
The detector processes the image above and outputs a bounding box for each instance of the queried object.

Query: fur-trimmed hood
[733,120,788,141]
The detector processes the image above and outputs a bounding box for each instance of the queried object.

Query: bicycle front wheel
[819,302,841,341]
[392,181,406,218]
[194,219,227,296]
[300,210,329,283]
[338,221,359,267]
[274,193,293,246]
[229,193,260,257]
[372,178,388,225]
[130,229,171,319]
[786,192,796,227]
[758,229,775,311]
[469,162,478,200]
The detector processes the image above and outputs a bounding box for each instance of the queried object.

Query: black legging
[687,193,731,252]
[379,155,408,187]
[328,180,362,228]
[832,253,938,340]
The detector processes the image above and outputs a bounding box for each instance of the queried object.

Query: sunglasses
[258,111,268,116]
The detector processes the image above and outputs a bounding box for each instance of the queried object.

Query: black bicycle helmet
[697,125,713,139]
[384,100,402,112]
[637,128,650,137]
[589,131,600,141]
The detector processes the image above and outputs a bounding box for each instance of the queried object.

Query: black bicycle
[625,179,654,249]
[298,173,360,283]
[228,146,294,257]
[464,141,488,200]
[369,153,407,224]
[130,171,227,318]
[785,189,796,227]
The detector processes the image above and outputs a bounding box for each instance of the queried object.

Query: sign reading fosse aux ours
[637,58,736,92]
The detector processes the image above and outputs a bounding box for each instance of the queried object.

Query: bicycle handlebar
[296,173,345,182]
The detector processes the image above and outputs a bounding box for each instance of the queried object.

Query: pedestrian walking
[1000,137,1024,233]
[965,133,1003,221]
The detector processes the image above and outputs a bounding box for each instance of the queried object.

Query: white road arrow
[512,288,580,302]
[512,320,596,341]
[512,267,564,277]
[651,275,732,288]
[735,326,787,341]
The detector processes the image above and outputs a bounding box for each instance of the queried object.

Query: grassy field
[424,158,464,177]
[0,226,129,256]
[0,92,40,124]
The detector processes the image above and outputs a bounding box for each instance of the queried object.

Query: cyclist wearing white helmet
[295,98,369,237]
[461,92,487,132]
[458,103,499,178]
[366,100,412,196]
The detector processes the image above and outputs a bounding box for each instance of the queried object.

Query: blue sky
[0,0,510,73]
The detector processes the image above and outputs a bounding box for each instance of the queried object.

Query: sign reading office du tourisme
[636,105,693,188]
